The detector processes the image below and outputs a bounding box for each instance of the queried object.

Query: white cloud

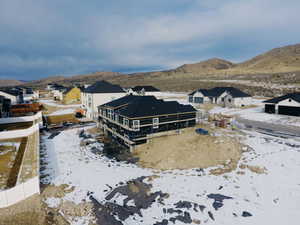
[0,0,300,79]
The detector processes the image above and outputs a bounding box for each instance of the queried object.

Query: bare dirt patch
[239,164,267,174]
[133,126,242,170]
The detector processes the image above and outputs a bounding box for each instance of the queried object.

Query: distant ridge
[3,43,300,89]
[0,79,24,87]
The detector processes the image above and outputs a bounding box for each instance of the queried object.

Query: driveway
[236,116,300,138]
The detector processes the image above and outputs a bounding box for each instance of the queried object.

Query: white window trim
[153,118,159,129]
[124,118,129,127]
[133,120,140,130]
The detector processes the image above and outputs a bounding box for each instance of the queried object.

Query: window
[115,114,119,122]
[188,96,193,103]
[107,109,112,118]
[133,120,140,130]
[221,97,225,102]
[153,118,159,129]
[289,98,292,102]
[194,97,203,104]
[88,96,92,107]
[124,118,129,127]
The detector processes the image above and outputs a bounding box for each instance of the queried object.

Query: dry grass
[0,122,33,131]
[0,138,26,189]
[45,114,79,125]
[133,125,241,170]
[42,104,61,115]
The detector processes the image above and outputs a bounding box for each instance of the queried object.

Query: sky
[0,0,300,80]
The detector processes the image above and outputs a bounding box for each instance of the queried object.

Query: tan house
[62,87,82,104]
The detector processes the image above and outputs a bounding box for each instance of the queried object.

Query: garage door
[194,97,203,104]
[278,106,300,117]
[265,104,275,114]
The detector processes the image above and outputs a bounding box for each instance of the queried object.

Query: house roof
[264,93,300,104]
[100,94,196,118]
[210,87,251,98]
[132,86,160,92]
[188,89,212,96]
[189,87,251,98]
[83,80,125,93]
[0,89,21,96]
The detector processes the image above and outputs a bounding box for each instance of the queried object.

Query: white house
[127,85,161,97]
[22,88,39,102]
[81,81,126,120]
[188,87,252,107]
[264,93,300,116]
[0,90,22,104]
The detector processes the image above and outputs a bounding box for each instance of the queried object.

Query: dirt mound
[133,127,242,170]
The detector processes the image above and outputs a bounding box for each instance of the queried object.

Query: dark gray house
[264,93,300,116]
[98,95,197,147]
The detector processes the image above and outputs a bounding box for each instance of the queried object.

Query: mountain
[174,58,235,73]
[11,43,300,93]
[0,79,24,87]
[27,72,122,87]
[236,43,300,73]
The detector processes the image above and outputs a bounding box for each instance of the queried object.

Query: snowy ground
[41,125,300,225]
[39,99,81,108]
[210,105,300,128]
[48,108,76,116]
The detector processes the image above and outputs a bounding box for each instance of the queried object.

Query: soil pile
[133,127,242,170]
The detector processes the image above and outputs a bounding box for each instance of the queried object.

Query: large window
[153,118,159,129]
[194,97,203,104]
[133,120,140,130]
[107,109,112,118]
[124,118,129,127]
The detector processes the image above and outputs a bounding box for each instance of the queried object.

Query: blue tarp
[195,128,209,135]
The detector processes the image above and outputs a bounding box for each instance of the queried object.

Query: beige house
[81,81,126,120]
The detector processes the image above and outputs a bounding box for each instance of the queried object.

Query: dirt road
[236,116,300,138]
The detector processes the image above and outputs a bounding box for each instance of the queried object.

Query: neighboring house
[264,93,300,116]
[51,85,67,101]
[62,87,81,104]
[0,96,11,118]
[188,87,252,107]
[22,88,39,102]
[0,89,22,104]
[81,80,126,120]
[98,95,197,147]
[47,83,65,91]
[128,86,161,96]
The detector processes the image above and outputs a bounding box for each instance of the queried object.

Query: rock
[208,211,214,221]
[174,201,193,209]
[242,211,252,217]
[154,219,168,225]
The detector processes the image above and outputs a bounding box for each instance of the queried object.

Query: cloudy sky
[1,0,300,80]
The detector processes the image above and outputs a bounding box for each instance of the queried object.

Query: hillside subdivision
[0,81,300,225]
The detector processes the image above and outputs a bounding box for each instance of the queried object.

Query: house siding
[63,87,81,104]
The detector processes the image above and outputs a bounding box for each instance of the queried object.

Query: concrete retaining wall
[0,123,39,139]
[0,111,42,125]
[0,177,39,208]
[0,123,40,208]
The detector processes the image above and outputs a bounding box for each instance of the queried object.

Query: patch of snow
[41,125,300,225]
[49,108,75,116]
[39,99,81,108]
[44,197,61,208]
